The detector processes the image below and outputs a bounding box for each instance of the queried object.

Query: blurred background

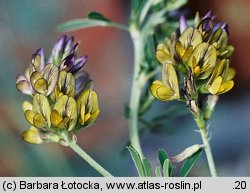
[0,0,249,176]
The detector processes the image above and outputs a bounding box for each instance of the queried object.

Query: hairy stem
[200,128,217,177]
[68,142,113,177]
[194,116,217,177]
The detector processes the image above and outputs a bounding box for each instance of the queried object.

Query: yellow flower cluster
[17,36,100,144]
[151,13,235,101]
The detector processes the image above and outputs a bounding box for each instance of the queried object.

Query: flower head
[151,11,235,106]
[17,35,99,144]
[16,35,88,97]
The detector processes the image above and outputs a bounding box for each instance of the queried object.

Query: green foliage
[155,166,162,177]
[58,12,128,32]
[128,146,202,177]
[157,148,175,177]
[166,0,188,11]
[179,148,203,177]
[87,12,111,22]
[127,146,146,176]
[130,0,148,22]
[142,158,153,177]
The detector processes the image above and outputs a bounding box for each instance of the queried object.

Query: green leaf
[142,158,153,177]
[155,166,162,177]
[166,0,187,11]
[58,17,128,32]
[127,146,145,176]
[178,148,203,177]
[170,166,175,177]
[131,0,140,11]
[87,11,111,22]
[157,148,170,167]
[58,19,111,32]
[157,148,175,176]
[163,159,170,177]
[124,104,130,119]
[145,35,157,65]
[130,0,147,22]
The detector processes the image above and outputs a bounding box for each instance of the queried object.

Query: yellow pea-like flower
[206,59,235,95]
[24,94,51,129]
[51,95,77,131]
[187,43,217,79]
[51,70,75,101]
[208,76,223,95]
[29,64,59,96]
[17,36,99,145]
[22,126,44,144]
[178,27,202,49]
[156,43,173,64]
[77,89,100,128]
[150,64,180,101]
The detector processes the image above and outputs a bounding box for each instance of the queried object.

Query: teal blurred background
[0,0,249,176]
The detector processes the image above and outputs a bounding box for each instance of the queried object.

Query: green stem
[144,66,161,80]
[200,129,217,177]
[110,22,129,31]
[139,94,154,115]
[194,116,217,177]
[68,142,113,177]
[128,25,145,158]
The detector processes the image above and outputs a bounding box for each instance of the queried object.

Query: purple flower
[16,35,89,96]
[179,15,187,34]
[49,35,87,74]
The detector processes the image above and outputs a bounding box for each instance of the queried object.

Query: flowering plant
[16,0,236,177]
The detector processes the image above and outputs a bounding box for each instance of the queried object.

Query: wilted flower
[172,144,203,163]
[17,35,100,144]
